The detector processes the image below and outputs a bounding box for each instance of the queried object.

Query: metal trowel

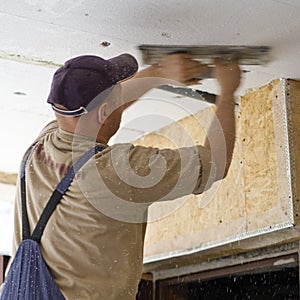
[138,44,271,78]
[138,44,271,104]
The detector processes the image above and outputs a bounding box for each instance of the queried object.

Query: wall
[134,79,300,264]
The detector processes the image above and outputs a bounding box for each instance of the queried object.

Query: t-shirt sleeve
[96,143,214,204]
[192,145,215,194]
[18,121,58,169]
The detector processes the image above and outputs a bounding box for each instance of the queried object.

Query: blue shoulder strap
[21,145,104,243]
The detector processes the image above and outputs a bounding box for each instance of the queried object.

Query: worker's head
[47,54,138,142]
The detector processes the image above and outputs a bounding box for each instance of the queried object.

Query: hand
[154,53,207,85]
[213,59,241,95]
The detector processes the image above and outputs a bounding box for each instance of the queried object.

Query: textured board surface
[287,80,300,224]
[135,79,299,263]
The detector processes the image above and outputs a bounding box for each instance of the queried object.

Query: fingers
[213,58,241,94]
[214,58,240,71]
[181,63,208,83]
[158,53,208,85]
[156,53,242,89]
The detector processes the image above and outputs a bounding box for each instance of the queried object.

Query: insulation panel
[135,79,299,263]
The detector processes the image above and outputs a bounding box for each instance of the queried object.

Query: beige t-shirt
[9,121,212,299]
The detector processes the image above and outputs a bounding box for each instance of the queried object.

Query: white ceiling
[1,0,300,172]
[0,0,300,255]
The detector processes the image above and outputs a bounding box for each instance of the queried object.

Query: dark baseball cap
[47,54,138,116]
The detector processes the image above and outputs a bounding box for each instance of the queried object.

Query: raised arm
[121,54,241,182]
[204,59,241,180]
[120,53,207,109]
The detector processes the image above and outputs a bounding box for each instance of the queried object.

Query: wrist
[135,64,161,79]
[219,91,235,99]
[216,93,236,106]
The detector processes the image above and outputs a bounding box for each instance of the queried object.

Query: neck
[56,114,110,144]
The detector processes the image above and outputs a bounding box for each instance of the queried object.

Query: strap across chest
[20,145,104,243]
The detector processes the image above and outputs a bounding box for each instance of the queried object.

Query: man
[9,53,240,299]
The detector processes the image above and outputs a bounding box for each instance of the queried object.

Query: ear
[97,103,108,124]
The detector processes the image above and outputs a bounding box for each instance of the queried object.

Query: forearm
[204,93,236,180]
[121,65,180,110]
[120,54,206,111]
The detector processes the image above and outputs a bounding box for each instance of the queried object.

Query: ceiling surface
[1,0,300,173]
[0,0,300,253]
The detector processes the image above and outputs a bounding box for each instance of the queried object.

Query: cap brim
[108,54,139,83]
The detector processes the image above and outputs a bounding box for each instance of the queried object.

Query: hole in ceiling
[100,41,111,47]
[13,92,27,96]
[161,32,171,38]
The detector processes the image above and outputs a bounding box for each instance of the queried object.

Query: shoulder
[35,120,58,141]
